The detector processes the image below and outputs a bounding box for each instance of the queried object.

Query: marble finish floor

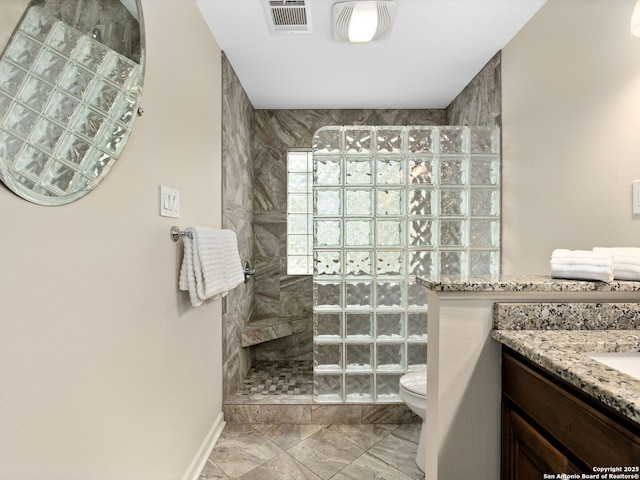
[199,423,424,480]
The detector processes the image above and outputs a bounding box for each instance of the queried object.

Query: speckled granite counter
[491,299,640,425]
[494,302,640,330]
[492,329,640,424]
[417,274,640,293]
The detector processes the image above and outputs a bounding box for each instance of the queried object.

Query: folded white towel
[179,226,244,307]
[550,249,614,282]
[593,247,640,280]
[550,249,613,267]
[220,230,245,289]
[178,228,201,306]
[614,266,640,281]
[594,247,640,256]
[550,266,614,282]
[613,255,640,267]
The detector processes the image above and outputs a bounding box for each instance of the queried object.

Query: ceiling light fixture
[332,0,397,43]
[632,0,640,37]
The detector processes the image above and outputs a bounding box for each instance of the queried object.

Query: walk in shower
[311,125,500,403]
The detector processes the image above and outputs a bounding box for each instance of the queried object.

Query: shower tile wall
[222,54,254,399]
[447,52,501,127]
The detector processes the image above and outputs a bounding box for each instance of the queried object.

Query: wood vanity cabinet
[501,349,640,480]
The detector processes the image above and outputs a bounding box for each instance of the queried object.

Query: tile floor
[212,361,422,478]
[199,422,424,480]
[236,361,313,396]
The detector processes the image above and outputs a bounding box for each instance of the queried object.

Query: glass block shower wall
[311,125,501,403]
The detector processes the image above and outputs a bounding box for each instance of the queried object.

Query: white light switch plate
[160,186,180,218]
[633,180,640,215]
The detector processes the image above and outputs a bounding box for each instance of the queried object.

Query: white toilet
[399,370,427,472]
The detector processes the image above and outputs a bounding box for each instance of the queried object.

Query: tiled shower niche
[312,125,500,403]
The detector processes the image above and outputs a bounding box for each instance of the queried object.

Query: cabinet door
[503,405,580,480]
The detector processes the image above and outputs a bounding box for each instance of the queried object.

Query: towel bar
[243,261,256,284]
[170,226,193,242]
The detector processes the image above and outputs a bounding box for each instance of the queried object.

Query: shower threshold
[223,360,419,425]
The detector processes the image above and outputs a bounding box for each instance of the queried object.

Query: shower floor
[224,360,419,425]
[236,360,313,396]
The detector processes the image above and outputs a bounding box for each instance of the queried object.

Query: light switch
[633,181,640,215]
[160,186,180,218]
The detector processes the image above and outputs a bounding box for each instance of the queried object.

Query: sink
[585,352,640,381]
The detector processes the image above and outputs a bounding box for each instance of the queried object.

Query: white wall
[502,0,640,274]
[0,1,224,479]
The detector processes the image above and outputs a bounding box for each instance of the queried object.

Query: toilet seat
[399,370,426,397]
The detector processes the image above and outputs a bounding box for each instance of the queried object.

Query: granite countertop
[417,274,640,293]
[492,329,640,425]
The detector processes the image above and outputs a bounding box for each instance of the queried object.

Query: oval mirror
[0,0,144,205]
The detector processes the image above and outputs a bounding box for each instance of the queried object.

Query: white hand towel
[594,247,640,256]
[550,249,613,267]
[593,247,640,280]
[613,255,640,267]
[550,265,614,282]
[179,226,244,307]
[220,229,245,290]
[550,249,614,282]
[179,227,204,307]
[196,227,229,302]
[613,266,640,281]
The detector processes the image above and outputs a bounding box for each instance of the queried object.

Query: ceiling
[196,0,546,110]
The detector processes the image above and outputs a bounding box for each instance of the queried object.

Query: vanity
[418,275,640,480]
[495,312,640,478]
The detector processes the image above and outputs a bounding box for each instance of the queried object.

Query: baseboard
[182,412,225,480]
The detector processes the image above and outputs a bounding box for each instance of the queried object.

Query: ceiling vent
[264,0,312,33]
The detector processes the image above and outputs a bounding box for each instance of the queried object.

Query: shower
[220,49,502,420]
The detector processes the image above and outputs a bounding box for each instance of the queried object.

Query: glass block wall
[287,150,314,275]
[312,125,500,403]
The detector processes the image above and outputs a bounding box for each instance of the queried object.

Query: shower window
[287,149,313,275]
[312,125,501,403]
